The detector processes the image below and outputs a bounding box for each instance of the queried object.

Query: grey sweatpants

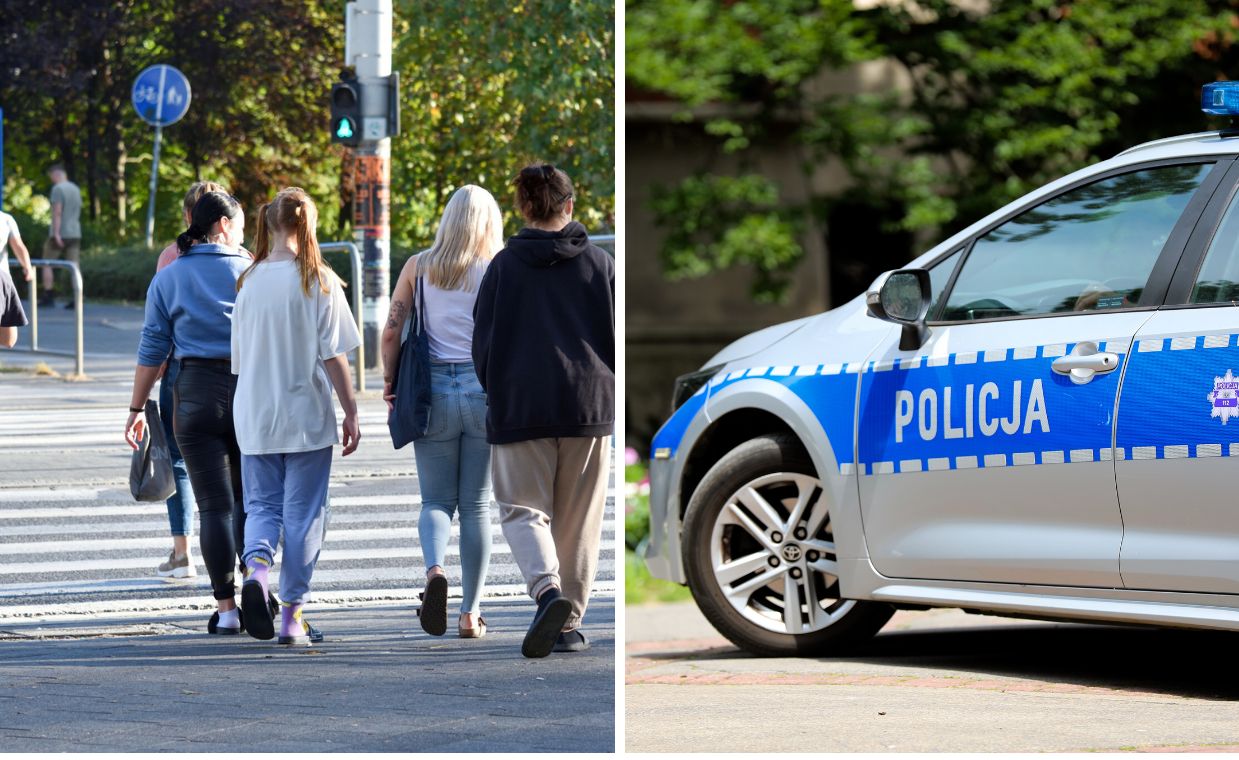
[492,436,610,629]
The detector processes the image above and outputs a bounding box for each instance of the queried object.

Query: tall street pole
[346,0,392,371]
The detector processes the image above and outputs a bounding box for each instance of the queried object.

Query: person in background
[382,185,503,640]
[149,181,225,580]
[233,188,360,646]
[40,163,82,309]
[125,191,253,635]
[0,207,34,286]
[0,261,28,348]
[472,164,615,658]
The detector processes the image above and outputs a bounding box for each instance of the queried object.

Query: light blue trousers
[412,362,493,615]
[241,446,333,605]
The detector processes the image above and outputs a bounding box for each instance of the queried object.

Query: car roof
[1116,130,1239,161]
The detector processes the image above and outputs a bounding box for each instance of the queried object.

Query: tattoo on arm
[386,299,408,330]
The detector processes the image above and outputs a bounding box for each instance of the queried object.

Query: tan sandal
[459,615,487,639]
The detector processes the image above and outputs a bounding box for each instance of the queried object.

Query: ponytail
[293,197,325,296]
[175,224,205,254]
[177,191,242,253]
[237,202,272,292]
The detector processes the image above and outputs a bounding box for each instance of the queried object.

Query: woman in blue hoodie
[124,191,260,635]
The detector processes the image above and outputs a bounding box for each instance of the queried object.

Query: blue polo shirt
[137,243,251,366]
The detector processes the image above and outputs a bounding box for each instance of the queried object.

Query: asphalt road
[626,602,1239,753]
[0,301,616,751]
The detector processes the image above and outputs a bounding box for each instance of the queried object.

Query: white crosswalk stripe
[0,392,616,624]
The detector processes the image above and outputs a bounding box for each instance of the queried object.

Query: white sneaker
[157,549,197,578]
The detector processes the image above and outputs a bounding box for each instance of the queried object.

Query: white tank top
[421,262,485,363]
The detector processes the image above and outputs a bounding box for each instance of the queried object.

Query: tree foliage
[627,0,1239,302]
[0,0,613,256]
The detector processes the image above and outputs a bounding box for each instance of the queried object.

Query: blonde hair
[183,181,226,215]
[420,185,504,291]
[238,187,338,296]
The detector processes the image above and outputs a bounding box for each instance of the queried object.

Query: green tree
[0,0,614,260]
[627,0,1238,302]
[391,0,615,248]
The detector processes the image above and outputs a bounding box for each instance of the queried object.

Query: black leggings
[173,360,244,601]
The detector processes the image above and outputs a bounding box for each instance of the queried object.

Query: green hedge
[68,244,422,303]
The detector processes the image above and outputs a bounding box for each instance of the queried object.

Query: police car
[645,83,1239,656]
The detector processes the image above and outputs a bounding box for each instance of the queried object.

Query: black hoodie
[472,221,614,444]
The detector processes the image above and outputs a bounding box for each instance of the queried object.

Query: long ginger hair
[237,187,338,295]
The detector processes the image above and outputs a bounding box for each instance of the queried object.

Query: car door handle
[1051,341,1118,384]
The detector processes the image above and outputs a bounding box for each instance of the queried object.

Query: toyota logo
[781,544,802,562]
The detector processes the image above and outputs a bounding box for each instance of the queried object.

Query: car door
[1116,160,1239,593]
[856,160,1225,587]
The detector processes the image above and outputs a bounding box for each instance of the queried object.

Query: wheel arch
[686,379,872,580]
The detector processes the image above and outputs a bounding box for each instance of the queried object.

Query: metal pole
[26,267,35,351]
[320,241,366,392]
[0,106,5,211]
[144,125,162,248]
[71,262,84,376]
[348,0,392,372]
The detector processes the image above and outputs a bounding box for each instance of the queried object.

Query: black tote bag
[388,275,432,448]
[130,399,177,502]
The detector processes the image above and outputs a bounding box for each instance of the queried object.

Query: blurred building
[626,59,923,449]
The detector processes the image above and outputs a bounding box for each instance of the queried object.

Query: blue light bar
[1202,81,1239,116]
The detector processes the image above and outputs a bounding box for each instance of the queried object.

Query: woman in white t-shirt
[381,185,503,639]
[231,187,361,646]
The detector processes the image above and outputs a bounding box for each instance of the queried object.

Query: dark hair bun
[513,163,574,223]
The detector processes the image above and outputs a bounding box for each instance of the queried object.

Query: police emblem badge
[1208,369,1239,424]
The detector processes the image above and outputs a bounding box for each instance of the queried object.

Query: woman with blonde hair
[233,187,361,646]
[382,184,503,639]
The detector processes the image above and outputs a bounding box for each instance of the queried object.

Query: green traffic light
[335,118,355,139]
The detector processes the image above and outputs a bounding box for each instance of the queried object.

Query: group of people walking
[124,164,614,657]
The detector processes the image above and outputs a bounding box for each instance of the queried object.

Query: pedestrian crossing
[0,372,616,625]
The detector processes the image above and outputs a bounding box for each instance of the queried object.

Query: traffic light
[330,78,362,147]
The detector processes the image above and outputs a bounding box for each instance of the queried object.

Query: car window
[926,248,962,319]
[1191,187,1239,304]
[941,163,1212,322]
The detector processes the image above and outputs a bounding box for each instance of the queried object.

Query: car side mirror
[866,269,932,350]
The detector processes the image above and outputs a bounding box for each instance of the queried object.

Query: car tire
[682,433,894,657]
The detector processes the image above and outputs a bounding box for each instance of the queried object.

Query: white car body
[646,131,1239,644]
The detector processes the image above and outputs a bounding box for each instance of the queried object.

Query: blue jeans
[159,359,195,537]
[413,362,492,615]
[241,446,333,605]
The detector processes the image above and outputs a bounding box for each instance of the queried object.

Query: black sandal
[522,589,573,659]
[241,580,275,640]
[418,575,448,636]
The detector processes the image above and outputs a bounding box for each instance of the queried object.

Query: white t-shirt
[231,260,361,455]
[0,212,20,265]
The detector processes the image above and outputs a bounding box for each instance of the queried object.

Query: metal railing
[319,242,365,392]
[6,258,84,376]
[594,233,615,254]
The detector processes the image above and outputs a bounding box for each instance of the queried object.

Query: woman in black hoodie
[472,164,614,658]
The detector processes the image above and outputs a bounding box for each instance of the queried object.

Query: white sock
[217,608,240,628]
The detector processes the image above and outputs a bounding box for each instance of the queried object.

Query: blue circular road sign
[131,64,191,127]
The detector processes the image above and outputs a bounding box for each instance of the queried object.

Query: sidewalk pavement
[1,598,614,752]
[626,602,1239,753]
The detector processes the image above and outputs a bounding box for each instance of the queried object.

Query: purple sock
[246,559,270,596]
[281,603,304,638]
